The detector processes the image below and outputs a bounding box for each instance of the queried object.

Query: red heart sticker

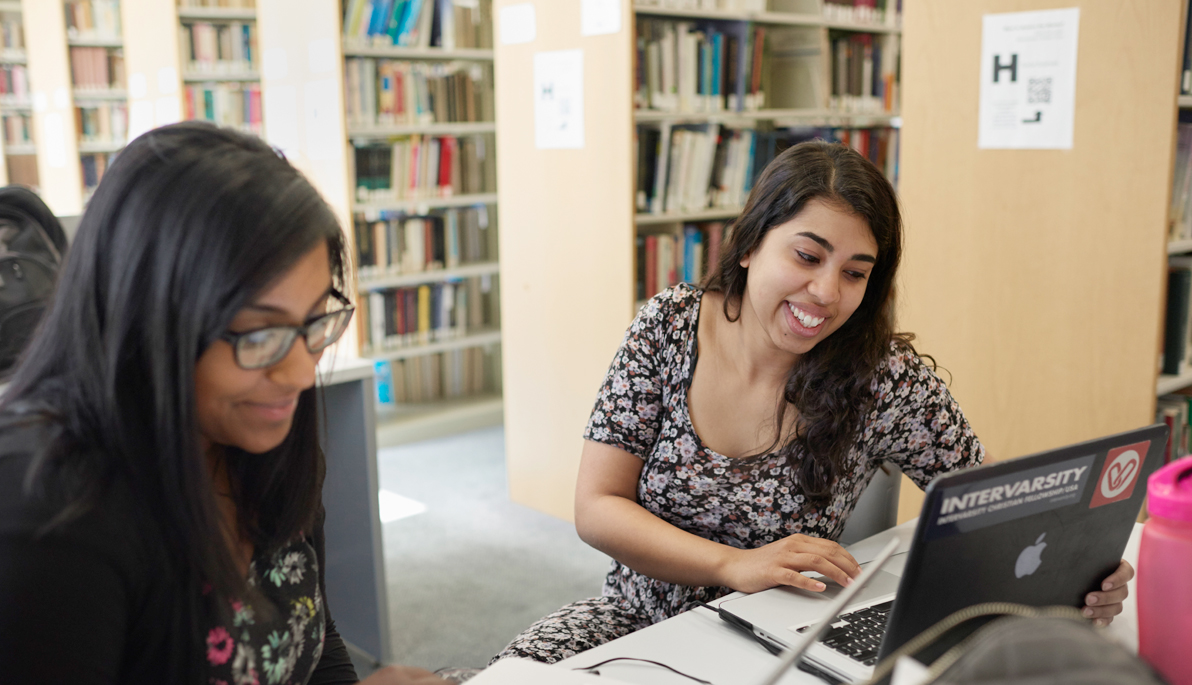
[1089,442,1149,509]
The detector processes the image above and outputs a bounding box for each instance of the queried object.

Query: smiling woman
[0,123,445,685]
[490,140,1136,665]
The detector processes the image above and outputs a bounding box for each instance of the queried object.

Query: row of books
[635,19,768,113]
[65,0,122,41]
[0,65,28,100]
[1164,259,1192,376]
[183,82,263,133]
[1170,118,1192,243]
[1157,392,1192,464]
[3,114,30,146]
[77,102,128,144]
[635,124,898,216]
[354,205,497,276]
[375,345,502,405]
[81,152,114,193]
[70,47,126,91]
[823,0,901,26]
[179,22,257,76]
[0,15,24,51]
[362,275,500,353]
[353,134,495,202]
[829,31,896,114]
[636,222,726,301]
[343,0,492,51]
[345,59,493,127]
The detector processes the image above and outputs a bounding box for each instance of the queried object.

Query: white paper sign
[978,8,1080,149]
[499,3,536,45]
[533,49,584,149]
[581,0,621,37]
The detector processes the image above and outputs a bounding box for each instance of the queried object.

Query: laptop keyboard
[796,600,893,667]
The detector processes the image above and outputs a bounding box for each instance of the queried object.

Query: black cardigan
[0,416,359,685]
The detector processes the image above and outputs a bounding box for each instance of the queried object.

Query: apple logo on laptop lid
[1015,532,1047,578]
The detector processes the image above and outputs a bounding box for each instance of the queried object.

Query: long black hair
[704,140,908,509]
[1,122,348,612]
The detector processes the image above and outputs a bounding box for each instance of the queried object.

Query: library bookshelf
[0,0,34,189]
[341,0,503,444]
[895,0,1181,522]
[1157,0,1192,460]
[495,0,905,520]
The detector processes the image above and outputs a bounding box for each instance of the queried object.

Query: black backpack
[0,186,67,379]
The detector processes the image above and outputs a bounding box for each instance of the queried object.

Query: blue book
[374,361,394,405]
[711,32,722,99]
[368,0,390,36]
[399,0,425,46]
[386,0,408,44]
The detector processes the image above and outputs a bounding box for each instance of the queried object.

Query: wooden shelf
[343,45,494,61]
[4,143,36,155]
[355,192,498,214]
[0,99,31,112]
[366,329,502,362]
[632,5,901,33]
[1180,95,1192,108]
[177,7,258,21]
[73,89,128,102]
[78,140,125,154]
[0,1,21,12]
[634,108,900,127]
[182,70,260,82]
[349,121,496,138]
[1158,371,1192,395]
[636,207,741,225]
[1169,238,1192,254]
[67,36,124,48]
[358,261,500,291]
[0,49,25,64]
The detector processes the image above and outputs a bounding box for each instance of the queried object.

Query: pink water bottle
[1138,455,1192,685]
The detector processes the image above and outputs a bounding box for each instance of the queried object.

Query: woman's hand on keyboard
[721,533,863,594]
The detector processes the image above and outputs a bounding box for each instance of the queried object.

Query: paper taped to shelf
[533,49,584,149]
[978,8,1080,149]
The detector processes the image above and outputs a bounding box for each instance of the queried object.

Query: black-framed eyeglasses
[220,288,355,370]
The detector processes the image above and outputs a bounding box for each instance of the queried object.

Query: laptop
[718,424,1166,683]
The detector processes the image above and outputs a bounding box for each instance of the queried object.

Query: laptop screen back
[878,424,1166,658]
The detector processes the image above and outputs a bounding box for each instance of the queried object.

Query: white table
[555,521,1144,685]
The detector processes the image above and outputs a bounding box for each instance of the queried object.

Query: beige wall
[895,0,1181,521]
[23,0,83,215]
[121,0,183,141]
[495,0,635,520]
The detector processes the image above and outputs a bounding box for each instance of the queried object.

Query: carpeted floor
[374,426,612,673]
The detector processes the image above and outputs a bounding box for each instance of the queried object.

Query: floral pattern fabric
[204,539,326,685]
[494,284,985,664]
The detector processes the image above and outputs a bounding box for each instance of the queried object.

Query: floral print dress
[204,538,326,685]
[493,284,985,664]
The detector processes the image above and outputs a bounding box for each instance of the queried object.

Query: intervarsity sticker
[1088,441,1148,509]
[926,454,1096,540]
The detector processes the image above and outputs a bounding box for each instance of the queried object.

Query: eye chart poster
[978,8,1080,150]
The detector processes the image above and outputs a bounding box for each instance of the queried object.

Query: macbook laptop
[718,423,1166,683]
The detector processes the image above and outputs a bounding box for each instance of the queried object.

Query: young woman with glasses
[0,123,445,685]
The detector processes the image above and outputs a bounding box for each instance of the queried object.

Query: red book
[439,136,454,196]
[645,235,658,298]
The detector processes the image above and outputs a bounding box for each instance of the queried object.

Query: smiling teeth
[788,303,824,328]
